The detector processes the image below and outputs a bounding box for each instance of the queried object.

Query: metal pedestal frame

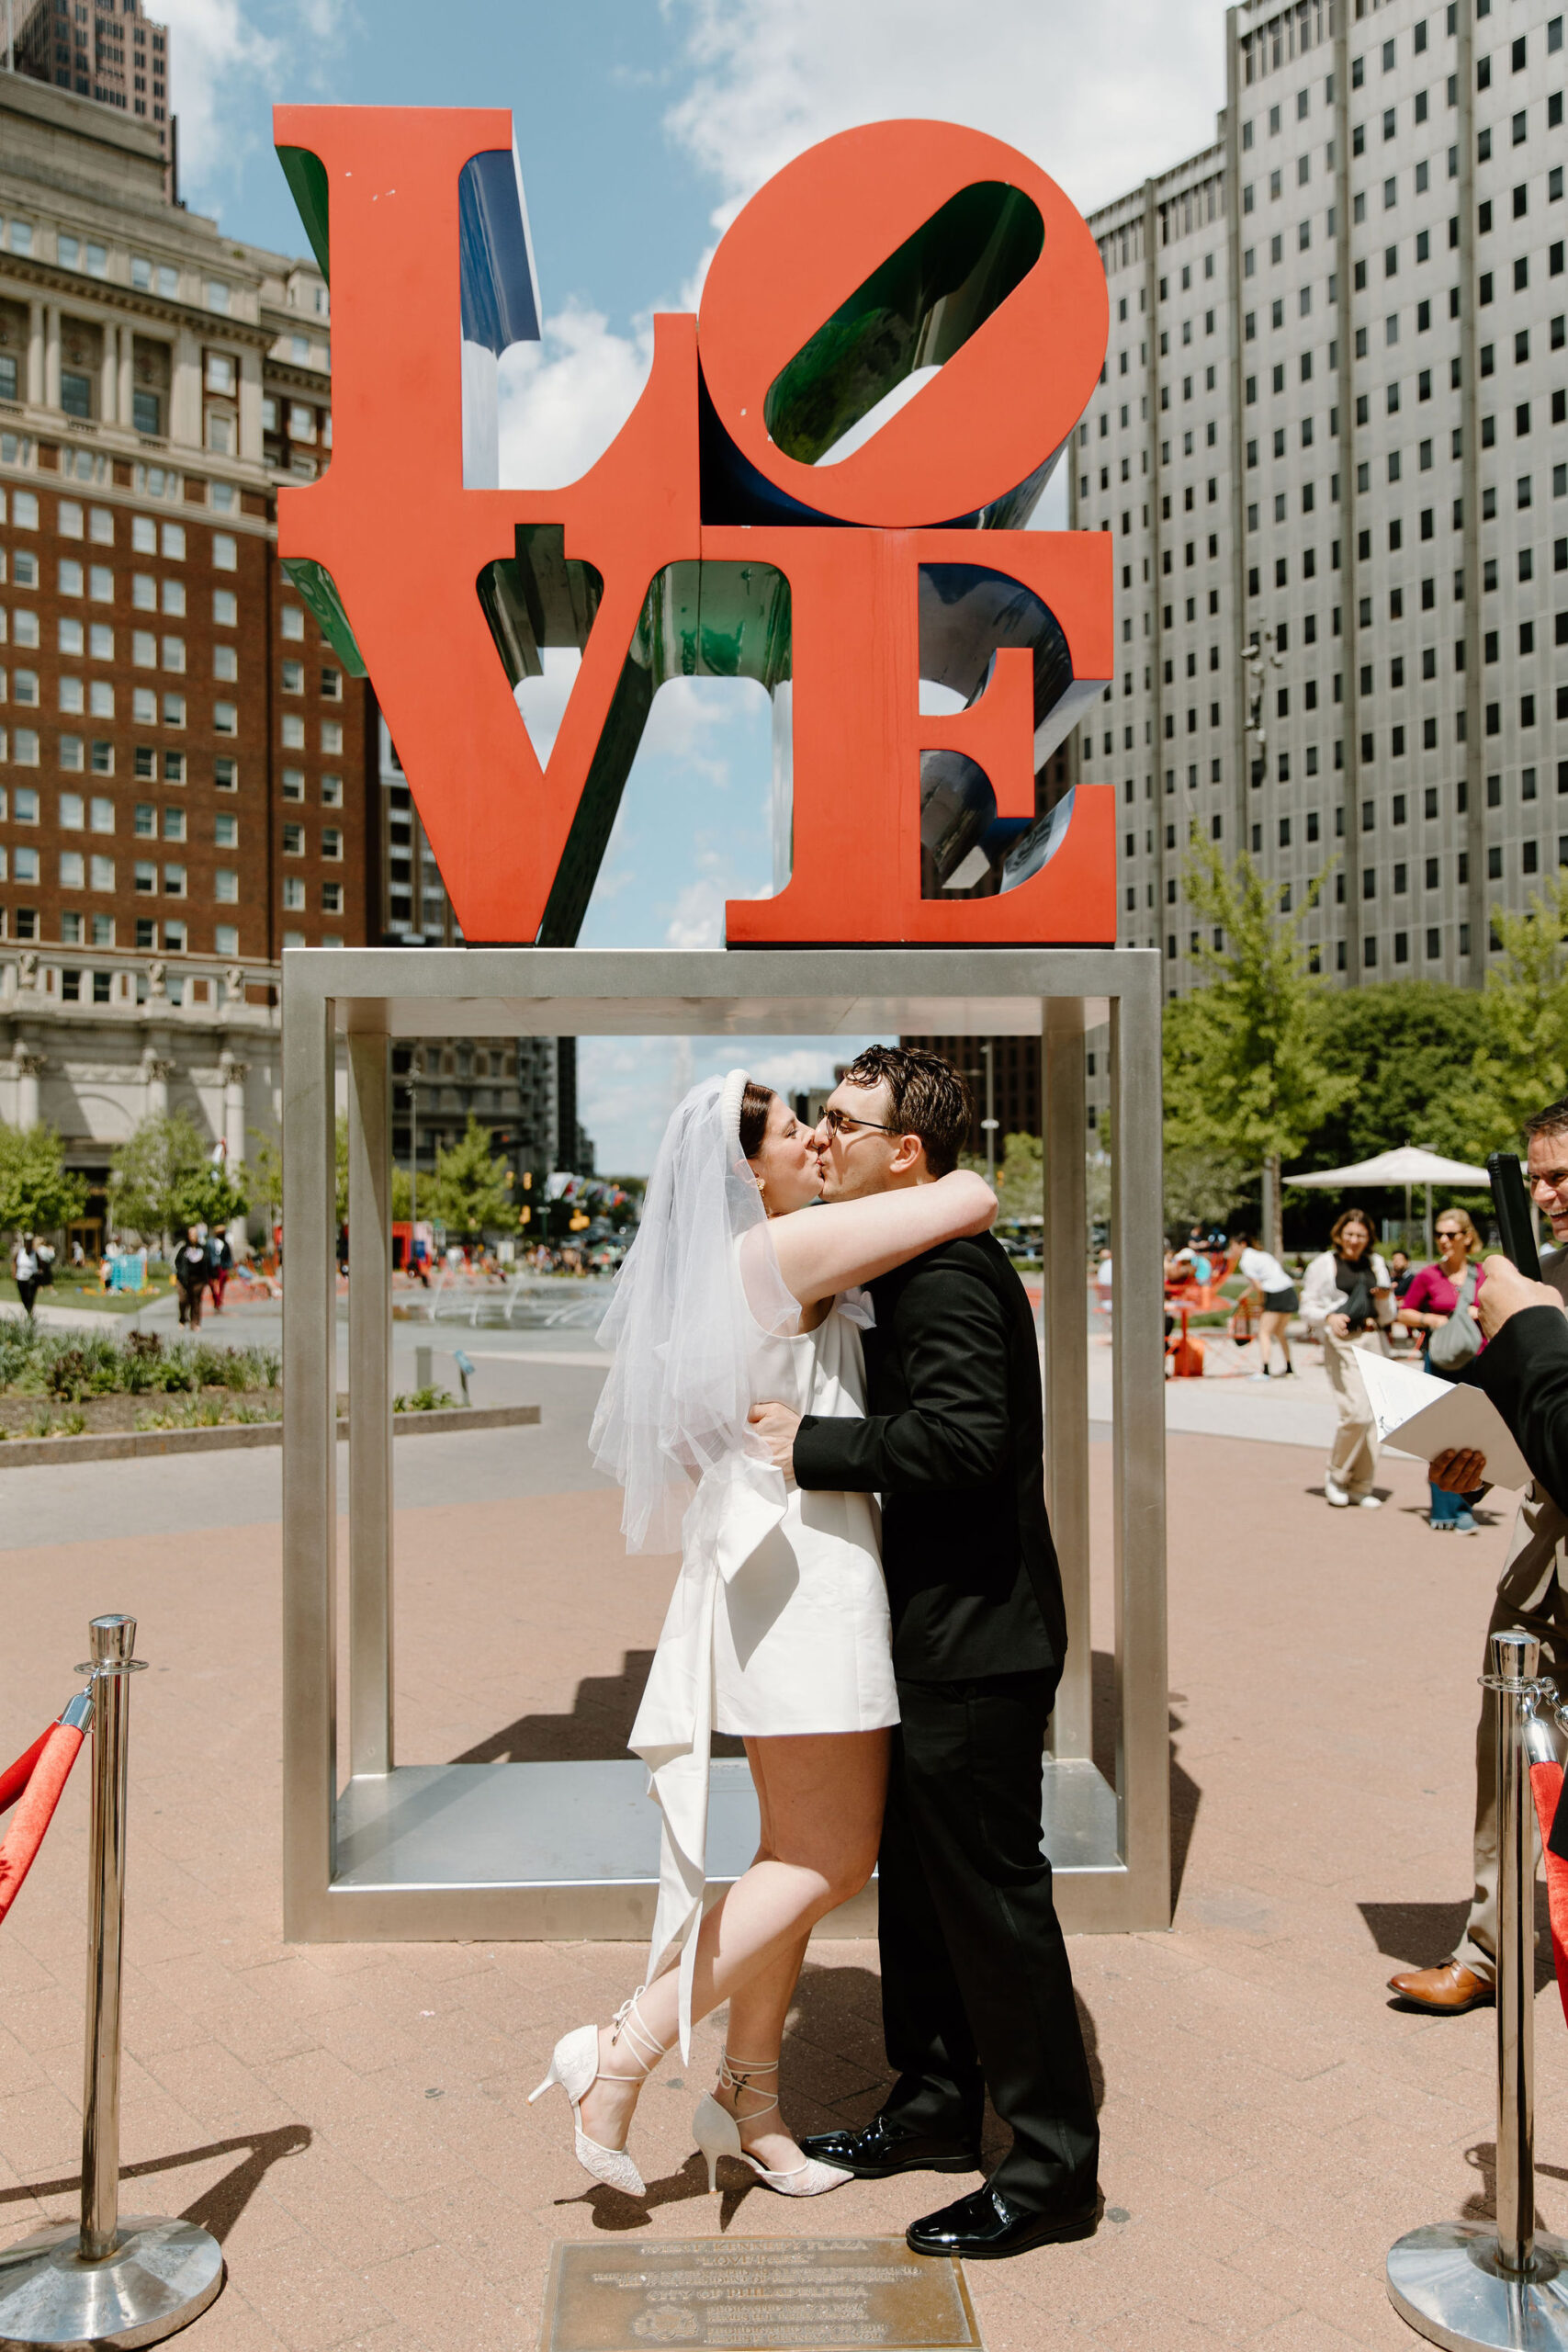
[280,946,1169,1942]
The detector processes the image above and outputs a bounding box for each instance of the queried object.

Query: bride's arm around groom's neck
[763,1169,997,1309]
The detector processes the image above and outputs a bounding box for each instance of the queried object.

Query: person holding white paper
[1397,1210,1488,1533]
[1389,1101,1568,2015]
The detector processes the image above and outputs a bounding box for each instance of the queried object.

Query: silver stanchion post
[0,1615,226,2350]
[1387,1628,1568,2346]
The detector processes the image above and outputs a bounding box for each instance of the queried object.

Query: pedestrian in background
[1397,1208,1487,1533]
[1388,1247,1415,1301]
[208,1228,232,1314]
[175,1226,210,1331]
[10,1231,50,1320]
[1301,1208,1393,1508]
[1224,1229,1299,1380]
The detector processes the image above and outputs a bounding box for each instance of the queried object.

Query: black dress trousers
[877,1668,1100,2211]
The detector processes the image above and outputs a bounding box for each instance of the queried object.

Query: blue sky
[162,0,1226,1166]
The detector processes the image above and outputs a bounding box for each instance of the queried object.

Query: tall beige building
[1069,0,1565,1001]
[8,0,172,185]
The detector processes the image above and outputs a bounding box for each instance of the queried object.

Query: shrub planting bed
[0,1326,284,1441]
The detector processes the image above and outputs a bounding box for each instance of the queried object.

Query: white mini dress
[628,1284,898,2050]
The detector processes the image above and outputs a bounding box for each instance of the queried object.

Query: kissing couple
[531,1045,1100,2260]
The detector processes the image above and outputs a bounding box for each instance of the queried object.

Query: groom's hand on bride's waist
[749,1402,802,1486]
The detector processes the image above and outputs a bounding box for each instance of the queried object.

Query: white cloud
[662,848,736,950]
[643,676,760,776]
[496,300,655,491]
[663,0,1224,226]
[743,1047,852,1099]
[512,649,581,764]
[160,0,354,209]
[158,0,281,187]
[580,1035,875,1174]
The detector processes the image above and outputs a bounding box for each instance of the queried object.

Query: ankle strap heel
[528,1987,670,2200]
[693,2054,851,2200]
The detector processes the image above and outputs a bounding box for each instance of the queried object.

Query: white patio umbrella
[1282,1145,1493,1260]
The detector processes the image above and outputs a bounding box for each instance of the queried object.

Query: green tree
[1305,980,1489,1169]
[170,1154,250,1236]
[110,1113,245,1246]
[0,1123,89,1237]
[969,1131,1044,1221]
[1465,874,1568,1155]
[1167,841,1355,1250]
[247,1127,283,1223]
[1162,1144,1252,1236]
[425,1115,514,1238]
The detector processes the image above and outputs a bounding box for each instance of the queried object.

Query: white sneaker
[1325,1481,1349,1507]
[1352,1493,1382,1510]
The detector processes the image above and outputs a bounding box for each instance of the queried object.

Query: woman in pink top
[1397,1209,1486,1532]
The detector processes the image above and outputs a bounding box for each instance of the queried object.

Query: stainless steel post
[1043,999,1090,1764]
[1106,967,1171,1929]
[348,1027,394,1781]
[1386,1629,1568,2345]
[1496,1627,1540,2278]
[79,1615,140,2261]
[981,1038,997,1190]
[0,1619,225,2349]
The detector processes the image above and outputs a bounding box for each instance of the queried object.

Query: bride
[531,1068,997,2199]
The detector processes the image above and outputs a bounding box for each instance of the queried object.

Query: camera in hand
[1487,1152,1542,1279]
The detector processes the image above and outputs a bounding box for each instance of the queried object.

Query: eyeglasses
[821,1107,897,1137]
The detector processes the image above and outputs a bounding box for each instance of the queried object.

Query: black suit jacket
[1466,1304,1568,1517]
[1466,1307,1568,1864]
[793,1233,1066,1682]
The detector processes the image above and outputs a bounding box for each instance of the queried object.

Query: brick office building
[0,67,586,1211]
[1,68,372,973]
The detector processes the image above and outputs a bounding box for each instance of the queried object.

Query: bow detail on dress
[629,1452,788,2059]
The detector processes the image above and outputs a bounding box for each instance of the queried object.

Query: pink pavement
[1,1433,1562,2351]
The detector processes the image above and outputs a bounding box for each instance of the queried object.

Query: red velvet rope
[1529,1759,1568,2030]
[0,1727,52,1820]
[0,1722,86,1928]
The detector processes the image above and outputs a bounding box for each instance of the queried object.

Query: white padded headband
[720,1068,751,1158]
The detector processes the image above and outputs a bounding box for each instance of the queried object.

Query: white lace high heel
[693,2053,852,2198]
[529,1987,666,2198]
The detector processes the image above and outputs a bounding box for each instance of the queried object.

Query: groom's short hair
[838,1046,972,1177]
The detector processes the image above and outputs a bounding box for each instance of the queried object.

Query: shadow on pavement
[1461,2137,1566,2229]
[1359,1890,1556,1993]
[450,1651,743,1764]
[558,1959,1104,2234]
[0,2124,312,2245]
[1092,1648,1201,1910]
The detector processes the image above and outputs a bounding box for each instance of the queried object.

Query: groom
[748,1044,1100,2259]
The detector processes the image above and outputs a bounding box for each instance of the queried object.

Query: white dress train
[628,1290,897,2055]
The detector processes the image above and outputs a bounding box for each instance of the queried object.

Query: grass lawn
[0,1272,175,1317]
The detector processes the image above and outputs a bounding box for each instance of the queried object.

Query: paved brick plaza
[2,1412,1564,2351]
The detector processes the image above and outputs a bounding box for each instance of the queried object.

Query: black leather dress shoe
[907,2182,1100,2260]
[796,2114,981,2180]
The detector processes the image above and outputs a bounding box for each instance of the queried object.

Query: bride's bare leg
[577,1730,886,2156]
[715,1736,856,2174]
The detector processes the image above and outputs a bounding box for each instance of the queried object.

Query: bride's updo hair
[739,1080,774,1160]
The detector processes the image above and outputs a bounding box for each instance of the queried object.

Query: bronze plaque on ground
[539,2235,982,2351]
